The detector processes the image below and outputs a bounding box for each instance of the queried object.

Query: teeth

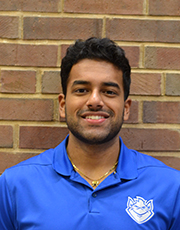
[86,115,105,120]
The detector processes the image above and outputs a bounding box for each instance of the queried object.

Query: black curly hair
[60,37,131,100]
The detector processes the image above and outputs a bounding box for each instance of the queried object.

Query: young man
[0,38,180,229]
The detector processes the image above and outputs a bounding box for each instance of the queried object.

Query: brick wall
[0,0,180,174]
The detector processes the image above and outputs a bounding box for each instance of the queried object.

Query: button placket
[92,193,97,198]
[88,191,100,213]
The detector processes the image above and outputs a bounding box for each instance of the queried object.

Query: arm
[0,172,15,230]
[170,182,180,229]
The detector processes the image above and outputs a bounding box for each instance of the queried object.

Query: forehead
[67,59,123,87]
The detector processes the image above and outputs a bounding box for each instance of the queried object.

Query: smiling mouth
[85,115,106,120]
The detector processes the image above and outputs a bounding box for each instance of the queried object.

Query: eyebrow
[72,80,120,90]
[102,82,120,90]
[72,80,90,87]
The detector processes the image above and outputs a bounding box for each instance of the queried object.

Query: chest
[14,174,172,230]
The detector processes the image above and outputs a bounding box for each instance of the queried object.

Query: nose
[86,90,104,110]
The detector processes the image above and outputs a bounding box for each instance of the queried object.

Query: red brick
[130,73,161,95]
[0,126,13,148]
[64,0,144,15]
[61,44,140,68]
[145,47,180,70]
[1,70,36,93]
[122,46,140,68]
[0,0,59,12]
[0,152,38,174]
[124,100,139,124]
[143,102,180,124]
[0,44,58,67]
[0,99,53,121]
[106,19,180,43]
[120,128,180,151]
[149,0,180,16]
[42,71,62,94]
[0,16,19,38]
[23,17,102,40]
[154,156,180,171]
[61,45,69,59]
[19,126,69,149]
[166,74,180,96]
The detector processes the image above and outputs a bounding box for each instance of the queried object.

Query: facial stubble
[65,108,124,145]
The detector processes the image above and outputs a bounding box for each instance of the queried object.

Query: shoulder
[0,137,69,186]
[3,137,68,173]
[133,149,180,182]
[135,150,166,168]
[0,137,68,182]
[0,148,54,182]
[10,148,54,169]
[121,139,180,181]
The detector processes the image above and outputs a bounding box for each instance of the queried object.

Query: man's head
[61,37,131,101]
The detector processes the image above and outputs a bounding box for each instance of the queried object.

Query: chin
[72,131,120,145]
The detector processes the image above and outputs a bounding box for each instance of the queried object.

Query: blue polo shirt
[0,136,180,229]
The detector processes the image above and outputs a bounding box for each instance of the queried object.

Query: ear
[58,93,66,118]
[123,98,132,121]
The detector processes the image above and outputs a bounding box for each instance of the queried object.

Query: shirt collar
[116,137,138,180]
[53,135,73,176]
[53,135,138,180]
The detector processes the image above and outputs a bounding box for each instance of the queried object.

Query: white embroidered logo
[126,196,154,224]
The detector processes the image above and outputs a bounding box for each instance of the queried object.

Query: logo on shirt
[126,196,154,224]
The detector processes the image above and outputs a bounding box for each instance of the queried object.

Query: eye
[74,88,89,95]
[102,90,118,96]
[107,90,116,95]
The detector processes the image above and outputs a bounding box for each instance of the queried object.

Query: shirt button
[92,193,97,198]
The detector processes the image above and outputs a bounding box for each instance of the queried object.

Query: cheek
[68,95,88,106]
[65,100,83,115]
[106,101,124,114]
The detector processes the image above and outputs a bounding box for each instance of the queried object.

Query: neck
[66,134,120,179]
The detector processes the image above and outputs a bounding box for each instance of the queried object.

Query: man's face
[59,59,131,145]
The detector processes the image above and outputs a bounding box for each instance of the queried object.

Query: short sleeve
[0,172,15,230]
[170,177,180,229]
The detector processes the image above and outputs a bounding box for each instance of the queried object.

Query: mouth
[80,112,110,123]
[85,115,107,120]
